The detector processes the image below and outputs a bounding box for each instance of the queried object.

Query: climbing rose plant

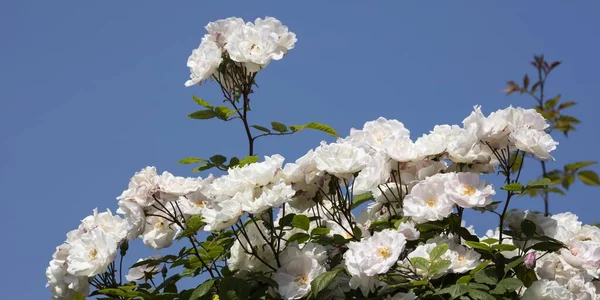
[46,16,600,300]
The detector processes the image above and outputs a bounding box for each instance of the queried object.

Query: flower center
[377,247,392,259]
[458,255,465,261]
[155,220,165,229]
[426,198,437,207]
[249,44,260,53]
[295,274,309,286]
[376,136,383,142]
[89,249,98,260]
[461,184,476,196]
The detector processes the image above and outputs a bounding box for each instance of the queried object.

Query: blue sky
[1,1,599,298]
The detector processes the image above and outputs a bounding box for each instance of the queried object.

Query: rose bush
[46,16,600,300]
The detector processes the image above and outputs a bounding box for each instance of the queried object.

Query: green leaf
[278,213,296,227]
[271,122,288,133]
[287,232,310,244]
[501,183,524,192]
[302,122,340,137]
[410,281,429,286]
[545,95,560,109]
[251,125,271,133]
[527,178,551,187]
[491,244,519,252]
[351,192,373,209]
[291,215,310,231]
[193,163,214,172]
[178,157,206,165]
[437,284,469,298]
[578,170,600,186]
[562,173,575,190]
[189,109,217,120]
[410,257,430,270]
[464,241,492,252]
[192,96,214,109]
[428,259,451,275]
[311,227,331,236]
[517,267,538,287]
[228,157,240,168]
[468,283,490,291]
[190,279,215,299]
[238,156,259,167]
[429,244,449,261]
[179,215,205,239]
[565,161,597,171]
[474,268,498,285]
[352,226,363,240]
[558,101,576,110]
[469,260,492,275]
[523,74,530,90]
[457,275,472,284]
[209,155,227,165]
[98,288,127,297]
[310,268,343,297]
[491,278,523,295]
[215,106,235,120]
[521,219,537,237]
[557,115,580,124]
[527,241,565,252]
[468,289,495,300]
[481,238,499,245]
[219,277,250,300]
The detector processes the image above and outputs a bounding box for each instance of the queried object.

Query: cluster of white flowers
[47,103,570,299]
[45,209,128,299]
[185,16,296,87]
[510,212,600,299]
[49,16,600,300]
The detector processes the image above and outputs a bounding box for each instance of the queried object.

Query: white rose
[67,228,118,277]
[184,39,223,87]
[444,172,495,208]
[224,23,280,72]
[344,229,407,276]
[403,174,455,223]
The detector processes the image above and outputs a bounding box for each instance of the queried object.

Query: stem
[498,151,526,243]
[242,93,254,156]
[249,214,281,267]
[119,253,124,284]
[534,62,551,216]
[151,196,216,279]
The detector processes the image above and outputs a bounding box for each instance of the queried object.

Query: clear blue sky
[1,1,599,298]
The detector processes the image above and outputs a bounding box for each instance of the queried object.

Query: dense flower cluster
[185,16,296,87]
[47,16,599,300]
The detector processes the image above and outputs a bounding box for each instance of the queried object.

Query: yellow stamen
[377,247,392,259]
[89,249,98,260]
[155,220,164,229]
[295,274,309,286]
[462,184,476,196]
[426,199,437,207]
